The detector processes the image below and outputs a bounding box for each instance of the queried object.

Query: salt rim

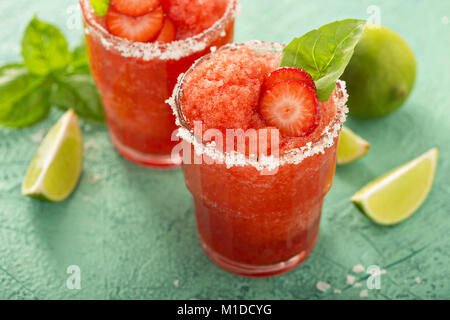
[80,0,240,61]
[167,41,349,171]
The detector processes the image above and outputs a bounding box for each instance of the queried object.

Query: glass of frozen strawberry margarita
[80,0,238,168]
[168,41,349,277]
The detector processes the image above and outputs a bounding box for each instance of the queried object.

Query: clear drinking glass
[169,42,349,277]
[80,0,238,168]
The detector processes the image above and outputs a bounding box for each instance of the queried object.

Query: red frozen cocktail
[80,0,237,167]
[169,41,349,277]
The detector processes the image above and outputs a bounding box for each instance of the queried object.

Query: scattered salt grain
[210,46,217,52]
[414,277,421,284]
[352,264,365,273]
[353,282,363,288]
[380,269,387,275]
[88,173,101,184]
[333,289,341,294]
[316,281,331,292]
[346,275,356,285]
[360,289,369,298]
[30,130,45,143]
[84,139,100,151]
[173,279,179,287]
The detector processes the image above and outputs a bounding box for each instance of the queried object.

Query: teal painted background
[0,0,449,300]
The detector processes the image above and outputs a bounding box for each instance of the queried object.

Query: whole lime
[342,25,417,118]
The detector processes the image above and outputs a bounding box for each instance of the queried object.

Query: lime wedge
[351,148,438,225]
[337,127,371,165]
[22,110,83,202]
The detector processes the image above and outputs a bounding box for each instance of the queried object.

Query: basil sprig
[281,19,367,101]
[0,16,104,128]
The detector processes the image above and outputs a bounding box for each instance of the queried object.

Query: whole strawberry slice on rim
[106,6,163,42]
[259,80,320,137]
[155,18,176,44]
[262,67,316,92]
[111,0,160,17]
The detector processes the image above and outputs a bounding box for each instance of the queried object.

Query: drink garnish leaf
[280,19,366,101]
[89,0,110,16]
[22,17,71,76]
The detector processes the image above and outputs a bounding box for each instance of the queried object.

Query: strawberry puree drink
[80,0,237,167]
[169,41,350,277]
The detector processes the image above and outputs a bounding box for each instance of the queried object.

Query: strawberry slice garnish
[262,67,316,92]
[259,80,320,137]
[111,0,160,17]
[155,18,176,43]
[106,6,163,42]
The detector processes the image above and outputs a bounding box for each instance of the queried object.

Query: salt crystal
[333,289,341,294]
[346,275,356,285]
[353,282,362,288]
[360,289,369,298]
[88,173,101,184]
[173,279,179,287]
[352,264,365,273]
[84,139,99,151]
[316,281,331,292]
[414,277,421,284]
[30,130,45,143]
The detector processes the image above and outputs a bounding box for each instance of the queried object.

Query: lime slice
[351,148,438,225]
[337,127,371,165]
[22,110,83,202]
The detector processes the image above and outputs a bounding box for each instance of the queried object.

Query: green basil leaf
[21,17,71,76]
[280,19,366,101]
[0,64,51,128]
[72,39,87,64]
[51,74,104,123]
[89,0,110,16]
[69,39,91,75]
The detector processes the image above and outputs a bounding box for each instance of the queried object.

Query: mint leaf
[51,74,104,123]
[0,64,51,128]
[280,19,366,101]
[89,0,110,16]
[21,17,71,76]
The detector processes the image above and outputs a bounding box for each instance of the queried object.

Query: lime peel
[351,148,438,225]
[22,109,83,202]
[337,126,371,165]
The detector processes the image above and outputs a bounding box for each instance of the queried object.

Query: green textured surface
[0,0,449,300]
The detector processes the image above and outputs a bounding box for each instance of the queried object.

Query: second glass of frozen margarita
[169,41,351,277]
[80,0,238,168]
